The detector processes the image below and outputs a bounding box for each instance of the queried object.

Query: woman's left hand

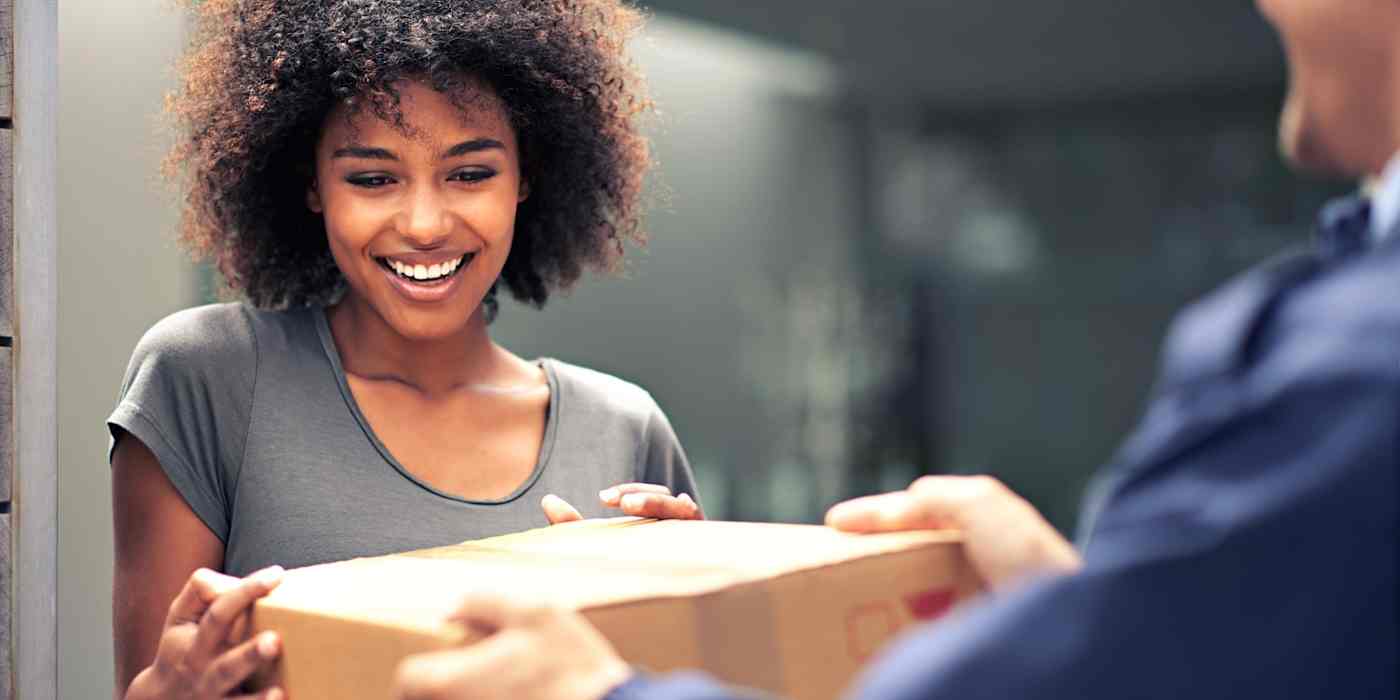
[541,483,703,525]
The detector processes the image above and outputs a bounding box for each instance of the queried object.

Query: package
[251,518,982,700]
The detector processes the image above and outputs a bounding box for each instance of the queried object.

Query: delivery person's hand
[393,592,632,700]
[541,483,703,524]
[825,475,1082,592]
[124,566,286,700]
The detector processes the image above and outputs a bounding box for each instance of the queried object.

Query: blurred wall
[57,2,196,699]
[492,16,852,521]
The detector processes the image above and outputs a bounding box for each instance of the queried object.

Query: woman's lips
[377,253,473,303]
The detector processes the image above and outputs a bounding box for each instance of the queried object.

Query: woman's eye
[449,169,495,184]
[347,174,395,188]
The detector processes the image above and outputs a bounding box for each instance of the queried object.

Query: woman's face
[309,78,526,340]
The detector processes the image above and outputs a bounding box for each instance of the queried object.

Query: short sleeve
[637,401,701,506]
[107,304,258,543]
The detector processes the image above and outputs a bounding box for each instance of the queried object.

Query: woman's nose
[396,185,453,247]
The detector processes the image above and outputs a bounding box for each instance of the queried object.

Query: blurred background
[58,2,1345,698]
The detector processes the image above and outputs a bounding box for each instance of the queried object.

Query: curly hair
[165,0,652,310]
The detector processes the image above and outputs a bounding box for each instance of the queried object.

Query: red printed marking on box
[904,589,956,621]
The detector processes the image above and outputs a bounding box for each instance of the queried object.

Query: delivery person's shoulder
[1156,243,1400,394]
[1283,235,1400,335]
[1263,238,1400,383]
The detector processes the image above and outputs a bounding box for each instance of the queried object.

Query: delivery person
[387,0,1398,698]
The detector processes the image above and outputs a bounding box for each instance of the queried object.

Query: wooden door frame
[12,0,57,697]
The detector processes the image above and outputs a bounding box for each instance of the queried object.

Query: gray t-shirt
[108,303,698,576]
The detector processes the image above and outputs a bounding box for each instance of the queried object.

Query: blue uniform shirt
[609,196,1400,699]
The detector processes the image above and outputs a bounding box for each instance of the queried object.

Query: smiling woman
[106,2,703,700]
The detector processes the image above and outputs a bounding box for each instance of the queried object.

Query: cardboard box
[251,518,982,700]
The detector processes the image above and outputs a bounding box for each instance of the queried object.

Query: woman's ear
[306,177,324,213]
[518,178,530,203]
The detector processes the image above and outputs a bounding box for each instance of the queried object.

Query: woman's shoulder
[541,360,694,487]
[542,358,663,424]
[131,302,253,366]
[128,302,314,377]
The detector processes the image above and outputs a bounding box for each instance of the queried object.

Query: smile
[376,254,472,283]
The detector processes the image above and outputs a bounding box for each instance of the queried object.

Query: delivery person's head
[1257,0,1400,177]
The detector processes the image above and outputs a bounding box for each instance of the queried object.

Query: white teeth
[385,256,466,281]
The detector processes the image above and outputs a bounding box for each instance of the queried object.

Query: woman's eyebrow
[331,145,398,161]
[442,138,505,158]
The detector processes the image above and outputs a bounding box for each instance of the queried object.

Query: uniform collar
[1316,194,1371,260]
[1366,150,1400,244]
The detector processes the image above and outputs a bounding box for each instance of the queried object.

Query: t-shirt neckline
[311,305,561,506]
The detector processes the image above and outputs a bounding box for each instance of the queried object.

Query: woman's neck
[326,293,523,397]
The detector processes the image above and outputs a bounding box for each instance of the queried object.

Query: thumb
[446,591,549,633]
[167,567,242,625]
[541,494,583,525]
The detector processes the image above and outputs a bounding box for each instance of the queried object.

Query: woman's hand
[393,593,632,700]
[123,566,287,700]
[825,475,1083,592]
[541,483,703,525]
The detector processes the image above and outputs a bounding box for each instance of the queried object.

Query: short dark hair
[165,0,653,310]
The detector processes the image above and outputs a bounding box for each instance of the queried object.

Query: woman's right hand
[123,566,287,700]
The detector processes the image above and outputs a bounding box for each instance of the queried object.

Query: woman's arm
[110,434,223,697]
[113,434,225,695]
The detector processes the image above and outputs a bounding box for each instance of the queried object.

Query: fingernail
[267,688,284,700]
[621,494,644,510]
[825,504,848,525]
[678,493,696,510]
[255,566,285,586]
[600,488,619,503]
[258,631,281,657]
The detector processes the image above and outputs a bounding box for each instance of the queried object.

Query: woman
[109,1,701,698]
